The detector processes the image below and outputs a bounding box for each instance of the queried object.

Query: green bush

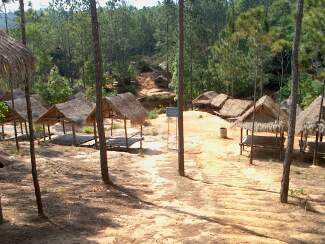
[0,102,8,123]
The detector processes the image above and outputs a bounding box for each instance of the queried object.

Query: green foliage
[148,107,165,120]
[35,67,72,105]
[0,102,9,124]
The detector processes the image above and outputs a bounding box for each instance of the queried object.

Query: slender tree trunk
[19,0,44,216]
[89,0,110,184]
[3,2,8,33]
[178,0,185,176]
[280,0,304,203]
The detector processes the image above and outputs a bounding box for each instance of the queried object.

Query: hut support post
[124,118,128,149]
[110,117,113,137]
[13,120,19,151]
[72,124,76,146]
[42,123,46,141]
[62,120,66,134]
[321,133,323,142]
[240,128,243,155]
[47,124,51,140]
[20,121,23,134]
[24,121,29,137]
[0,195,3,224]
[93,120,98,145]
[140,125,143,149]
[313,79,325,166]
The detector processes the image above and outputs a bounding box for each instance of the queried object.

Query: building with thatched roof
[233,95,288,133]
[211,93,229,109]
[0,89,25,101]
[0,31,35,81]
[217,99,253,119]
[296,96,325,135]
[37,94,95,126]
[192,91,218,108]
[4,96,47,123]
[88,92,148,149]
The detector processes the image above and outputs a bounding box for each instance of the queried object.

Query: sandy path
[1,111,325,243]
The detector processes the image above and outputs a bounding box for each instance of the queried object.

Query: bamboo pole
[124,118,128,149]
[42,123,46,142]
[93,120,98,145]
[1,124,4,140]
[72,124,76,146]
[313,79,325,165]
[62,120,66,134]
[47,124,51,140]
[24,121,29,137]
[20,121,23,134]
[240,128,243,155]
[140,125,143,149]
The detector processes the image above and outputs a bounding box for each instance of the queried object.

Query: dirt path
[1,111,325,243]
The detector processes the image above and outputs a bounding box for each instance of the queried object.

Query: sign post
[166,107,178,150]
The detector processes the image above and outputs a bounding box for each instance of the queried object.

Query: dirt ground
[1,111,325,243]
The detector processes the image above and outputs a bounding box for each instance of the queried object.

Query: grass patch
[148,107,165,120]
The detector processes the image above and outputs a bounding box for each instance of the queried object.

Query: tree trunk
[280,0,304,203]
[89,0,110,184]
[178,0,185,176]
[19,0,44,216]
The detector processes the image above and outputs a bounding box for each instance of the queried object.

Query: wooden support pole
[110,117,113,137]
[240,128,243,155]
[13,120,19,151]
[72,124,76,146]
[299,131,303,152]
[42,123,46,142]
[1,124,4,140]
[20,121,23,134]
[140,125,143,149]
[24,121,29,137]
[124,118,128,148]
[47,124,51,140]
[0,195,3,224]
[93,120,98,145]
[62,120,66,134]
[320,133,323,142]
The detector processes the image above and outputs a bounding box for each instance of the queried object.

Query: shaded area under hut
[36,93,95,146]
[88,92,147,150]
[295,96,325,158]
[233,95,288,160]
[216,98,253,120]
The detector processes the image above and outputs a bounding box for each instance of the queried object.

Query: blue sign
[166,107,178,118]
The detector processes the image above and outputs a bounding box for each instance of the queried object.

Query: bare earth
[1,111,325,243]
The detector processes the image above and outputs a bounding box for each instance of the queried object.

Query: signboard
[166,107,178,118]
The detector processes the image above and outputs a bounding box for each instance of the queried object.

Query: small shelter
[192,91,218,108]
[88,92,147,150]
[36,94,95,146]
[296,96,325,155]
[0,88,25,101]
[211,93,229,110]
[217,98,253,119]
[233,95,288,159]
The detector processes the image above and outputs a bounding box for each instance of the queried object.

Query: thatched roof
[219,99,253,118]
[0,88,25,101]
[4,96,47,122]
[192,91,218,106]
[37,94,95,125]
[280,96,302,116]
[233,95,288,132]
[88,93,147,124]
[0,31,35,81]
[211,93,229,109]
[295,96,325,135]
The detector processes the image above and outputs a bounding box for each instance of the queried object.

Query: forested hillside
[2,0,324,107]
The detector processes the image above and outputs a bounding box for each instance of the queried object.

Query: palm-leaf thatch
[0,88,25,101]
[88,92,147,124]
[37,93,95,126]
[192,91,218,107]
[233,95,288,133]
[0,31,35,81]
[4,96,47,122]
[295,96,325,135]
[219,99,253,118]
[211,93,229,109]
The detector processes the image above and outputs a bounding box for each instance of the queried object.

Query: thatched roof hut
[4,96,47,122]
[295,96,325,135]
[280,96,302,116]
[37,94,95,126]
[218,99,253,118]
[192,91,218,107]
[211,93,229,109]
[88,92,147,125]
[0,88,25,101]
[0,31,35,81]
[233,95,288,132]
